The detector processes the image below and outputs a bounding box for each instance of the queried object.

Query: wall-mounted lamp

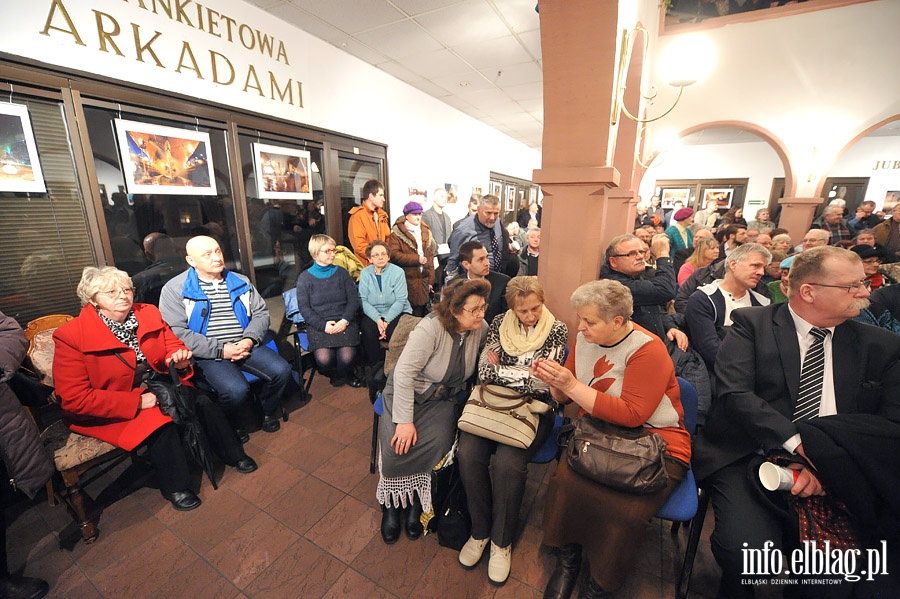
[611,27,715,126]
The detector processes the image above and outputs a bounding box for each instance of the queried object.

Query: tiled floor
[6,375,723,598]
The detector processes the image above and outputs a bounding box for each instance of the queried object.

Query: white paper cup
[758,462,799,491]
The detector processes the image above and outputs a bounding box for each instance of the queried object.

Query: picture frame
[489,181,502,198]
[252,143,312,200]
[529,187,537,204]
[702,188,735,209]
[0,103,46,193]
[505,185,516,212]
[114,119,217,196]
[660,187,691,208]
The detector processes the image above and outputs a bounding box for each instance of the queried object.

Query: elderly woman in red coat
[53,267,257,511]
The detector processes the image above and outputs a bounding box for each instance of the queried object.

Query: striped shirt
[199,279,244,343]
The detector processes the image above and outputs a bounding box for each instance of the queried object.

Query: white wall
[1,0,540,219]
[639,140,784,220]
[648,0,900,198]
[829,136,900,209]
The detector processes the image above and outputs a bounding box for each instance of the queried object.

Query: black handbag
[428,460,471,550]
[560,415,669,495]
[7,369,54,407]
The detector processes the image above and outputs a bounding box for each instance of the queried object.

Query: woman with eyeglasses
[456,277,568,585]
[53,267,256,513]
[296,234,362,387]
[376,279,489,545]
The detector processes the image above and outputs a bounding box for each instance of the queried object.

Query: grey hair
[728,243,772,265]
[571,280,633,322]
[479,194,501,207]
[605,233,639,260]
[76,266,132,306]
[771,233,792,246]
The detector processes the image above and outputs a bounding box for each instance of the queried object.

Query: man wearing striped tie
[692,246,900,598]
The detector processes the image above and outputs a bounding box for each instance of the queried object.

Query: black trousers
[359,316,400,368]
[144,397,243,495]
[457,411,554,547]
[706,457,865,599]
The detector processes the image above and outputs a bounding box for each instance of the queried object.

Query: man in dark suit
[449,240,509,324]
[695,246,900,598]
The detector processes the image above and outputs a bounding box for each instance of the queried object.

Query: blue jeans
[195,344,291,417]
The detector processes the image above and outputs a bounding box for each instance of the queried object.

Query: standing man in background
[423,188,452,289]
[348,179,391,266]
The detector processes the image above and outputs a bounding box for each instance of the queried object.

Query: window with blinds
[0,98,94,326]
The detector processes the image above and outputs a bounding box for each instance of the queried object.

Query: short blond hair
[571,280,633,322]
[308,234,336,258]
[76,266,132,306]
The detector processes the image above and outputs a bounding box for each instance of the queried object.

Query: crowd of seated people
[11,189,900,599]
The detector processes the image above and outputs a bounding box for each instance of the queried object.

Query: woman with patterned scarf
[53,267,257,512]
[456,276,568,585]
[389,201,435,316]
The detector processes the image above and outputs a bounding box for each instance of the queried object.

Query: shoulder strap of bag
[478,382,530,409]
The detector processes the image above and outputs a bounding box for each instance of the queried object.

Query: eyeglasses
[97,287,134,298]
[319,248,336,255]
[461,305,487,316]
[610,250,644,259]
[807,280,871,293]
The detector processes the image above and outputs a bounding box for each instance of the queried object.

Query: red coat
[52,303,193,451]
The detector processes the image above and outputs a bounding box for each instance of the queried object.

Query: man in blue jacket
[160,236,291,437]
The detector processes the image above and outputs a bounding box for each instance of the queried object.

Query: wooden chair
[23,314,129,544]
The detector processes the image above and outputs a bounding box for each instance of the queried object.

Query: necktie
[489,229,502,271]
[793,327,829,422]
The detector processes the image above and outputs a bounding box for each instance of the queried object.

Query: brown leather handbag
[563,415,669,494]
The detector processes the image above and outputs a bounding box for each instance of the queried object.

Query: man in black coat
[694,246,900,598]
[449,241,509,325]
[600,233,688,349]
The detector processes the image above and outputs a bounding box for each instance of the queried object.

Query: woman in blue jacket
[358,240,412,369]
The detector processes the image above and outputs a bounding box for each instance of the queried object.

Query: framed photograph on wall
[660,187,691,208]
[114,119,217,196]
[489,180,502,198]
[0,103,46,193]
[529,187,537,204]
[253,143,312,200]
[504,185,516,212]
[702,188,734,209]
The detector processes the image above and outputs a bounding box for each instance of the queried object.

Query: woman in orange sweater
[534,279,691,599]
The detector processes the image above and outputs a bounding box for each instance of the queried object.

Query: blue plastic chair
[655,376,709,599]
[530,413,564,464]
[280,288,316,400]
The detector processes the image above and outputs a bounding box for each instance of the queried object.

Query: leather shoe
[262,414,281,433]
[165,490,201,511]
[348,377,365,388]
[0,576,50,599]
[405,494,424,540]
[381,504,402,545]
[234,456,258,474]
[580,576,612,599]
[235,428,250,444]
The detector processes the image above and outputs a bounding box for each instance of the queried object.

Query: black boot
[405,494,424,540]
[381,500,402,545]
[579,576,611,599]
[543,543,582,599]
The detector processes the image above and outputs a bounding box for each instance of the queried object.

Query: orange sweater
[564,323,691,465]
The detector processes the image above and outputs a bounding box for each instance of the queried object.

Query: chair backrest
[676,376,699,435]
[281,288,306,325]
[24,314,74,387]
[383,314,422,376]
